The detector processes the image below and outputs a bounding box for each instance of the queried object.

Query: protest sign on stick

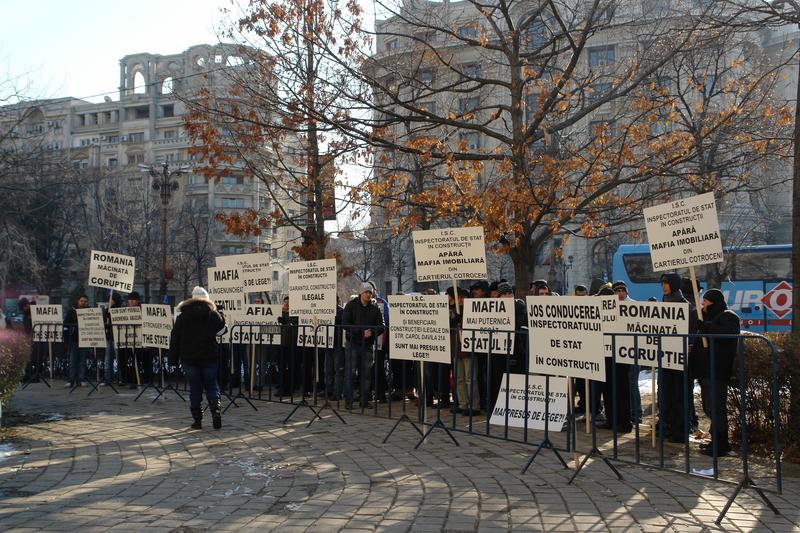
[216,253,273,295]
[489,374,568,431]
[88,250,136,293]
[288,259,337,348]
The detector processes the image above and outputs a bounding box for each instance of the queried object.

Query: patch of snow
[0,443,15,462]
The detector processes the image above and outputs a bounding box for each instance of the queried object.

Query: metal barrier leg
[520,376,567,474]
[716,475,780,524]
[414,414,459,449]
[569,382,622,483]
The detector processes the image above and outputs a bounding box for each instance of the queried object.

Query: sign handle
[688,266,707,348]
[452,277,460,315]
[250,341,256,396]
[585,379,590,434]
[95,347,99,383]
[651,370,656,448]
[48,340,53,380]
[133,345,141,387]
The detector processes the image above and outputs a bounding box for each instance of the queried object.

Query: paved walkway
[0,384,798,532]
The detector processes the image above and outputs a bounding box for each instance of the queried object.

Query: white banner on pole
[77,308,106,349]
[527,296,606,381]
[460,298,515,355]
[140,304,173,349]
[489,374,568,431]
[643,192,723,271]
[412,226,487,282]
[229,304,282,345]
[31,304,63,343]
[110,307,143,348]
[388,294,451,364]
[216,253,273,294]
[207,266,245,312]
[288,259,337,348]
[88,250,136,293]
[611,301,689,371]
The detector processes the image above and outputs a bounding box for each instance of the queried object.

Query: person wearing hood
[169,287,227,430]
[659,272,697,443]
[694,289,740,457]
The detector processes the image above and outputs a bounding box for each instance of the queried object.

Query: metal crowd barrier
[24,320,785,523]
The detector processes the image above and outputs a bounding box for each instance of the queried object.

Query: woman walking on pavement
[169,287,227,430]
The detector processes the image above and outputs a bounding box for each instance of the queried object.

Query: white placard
[489,374,568,431]
[77,308,106,349]
[388,294,451,364]
[611,301,689,371]
[288,259,337,348]
[527,296,606,381]
[216,253,273,294]
[460,298,515,354]
[88,250,136,293]
[207,266,245,312]
[228,304,282,345]
[31,304,63,343]
[643,192,723,271]
[601,296,618,357]
[412,226,487,282]
[140,304,173,349]
[110,307,143,348]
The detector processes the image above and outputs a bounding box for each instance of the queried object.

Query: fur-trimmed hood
[177,297,216,312]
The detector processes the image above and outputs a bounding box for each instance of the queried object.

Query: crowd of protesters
[16,272,740,455]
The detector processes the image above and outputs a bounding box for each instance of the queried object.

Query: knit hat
[360,282,375,294]
[703,288,725,306]
[469,280,490,294]
[611,280,627,292]
[497,282,514,296]
[128,291,142,301]
[192,286,210,300]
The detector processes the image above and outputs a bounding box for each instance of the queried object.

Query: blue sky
[1,0,228,102]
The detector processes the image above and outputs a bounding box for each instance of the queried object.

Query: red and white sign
[761,281,793,318]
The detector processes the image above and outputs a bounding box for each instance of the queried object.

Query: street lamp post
[140,163,187,303]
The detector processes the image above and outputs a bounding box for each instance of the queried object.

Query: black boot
[190,408,202,430]
[210,398,222,430]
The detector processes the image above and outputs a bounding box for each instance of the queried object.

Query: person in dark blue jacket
[170,287,227,430]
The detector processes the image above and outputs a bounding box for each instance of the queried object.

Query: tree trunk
[789,49,800,453]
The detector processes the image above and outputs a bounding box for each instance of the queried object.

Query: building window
[220,197,245,209]
[421,101,436,114]
[107,135,119,144]
[270,250,278,259]
[459,97,479,114]
[220,175,244,185]
[128,153,145,165]
[272,270,279,280]
[588,82,612,102]
[107,158,118,169]
[221,245,247,254]
[129,132,145,143]
[462,63,481,79]
[385,39,397,50]
[419,70,434,86]
[459,132,480,151]
[163,130,176,139]
[588,45,616,68]
[161,77,173,94]
[458,25,478,39]
[162,104,175,118]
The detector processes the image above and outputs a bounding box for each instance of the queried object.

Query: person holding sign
[342,283,385,409]
[660,272,697,443]
[694,289,740,457]
[169,287,227,430]
[64,295,90,388]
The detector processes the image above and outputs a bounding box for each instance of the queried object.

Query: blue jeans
[68,344,88,385]
[324,347,344,398]
[183,363,220,410]
[104,340,116,383]
[344,341,373,407]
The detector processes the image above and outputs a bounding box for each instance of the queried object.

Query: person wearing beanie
[694,288,740,457]
[496,282,514,297]
[341,282,385,409]
[170,286,227,430]
[574,285,588,296]
[659,272,698,443]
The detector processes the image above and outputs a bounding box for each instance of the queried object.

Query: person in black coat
[694,288,740,456]
[169,287,227,430]
[660,272,697,442]
[342,282,385,409]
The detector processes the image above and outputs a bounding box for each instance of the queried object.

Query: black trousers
[603,358,631,430]
[700,377,730,452]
